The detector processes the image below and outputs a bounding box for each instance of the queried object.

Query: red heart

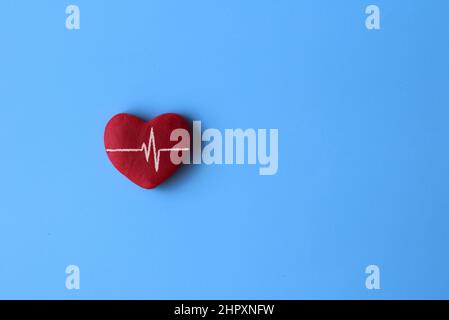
[104,113,191,189]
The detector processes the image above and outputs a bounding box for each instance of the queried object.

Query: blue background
[1,0,449,299]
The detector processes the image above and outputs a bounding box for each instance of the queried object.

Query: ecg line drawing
[106,127,190,172]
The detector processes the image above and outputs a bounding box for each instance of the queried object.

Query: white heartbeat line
[106,127,189,172]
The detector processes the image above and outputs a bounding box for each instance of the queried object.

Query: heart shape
[104,113,191,189]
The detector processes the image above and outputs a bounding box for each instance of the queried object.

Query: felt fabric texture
[104,113,190,189]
